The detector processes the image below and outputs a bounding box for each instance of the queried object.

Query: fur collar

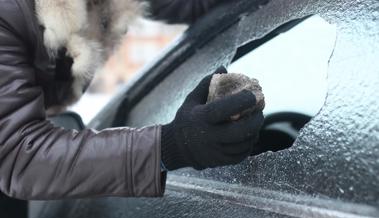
[34,0,146,111]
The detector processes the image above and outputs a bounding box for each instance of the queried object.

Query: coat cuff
[129,125,166,197]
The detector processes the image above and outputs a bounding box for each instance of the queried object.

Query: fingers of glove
[186,75,212,104]
[211,111,264,143]
[200,90,257,124]
[186,66,228,104]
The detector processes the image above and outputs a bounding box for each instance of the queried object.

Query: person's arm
[0,10,164,200]
[145,0,228,24]
[0,1,266,201]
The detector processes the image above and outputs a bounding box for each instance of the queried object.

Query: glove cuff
[161,123,188,171]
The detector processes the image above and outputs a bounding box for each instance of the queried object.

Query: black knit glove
[161,67,264,170]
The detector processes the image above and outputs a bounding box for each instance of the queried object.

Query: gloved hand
[161,67,264,170]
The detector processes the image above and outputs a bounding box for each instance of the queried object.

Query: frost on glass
[30,0,379,217]
[218,0,379,207]
[126,23,242,128]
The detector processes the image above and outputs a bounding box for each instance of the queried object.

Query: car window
[125,15,334,174]
[125,13,378,208]
[229,15,335,117]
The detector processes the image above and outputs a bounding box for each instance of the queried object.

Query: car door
[30,0,379,217]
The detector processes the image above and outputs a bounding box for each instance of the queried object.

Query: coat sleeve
[145,0,228,24]
[0,5,165,200]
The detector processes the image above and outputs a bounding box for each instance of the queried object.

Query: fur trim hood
[34,0,147,111]
[31,0,224,113]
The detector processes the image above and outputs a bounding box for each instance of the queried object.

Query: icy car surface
[31,0,379,217]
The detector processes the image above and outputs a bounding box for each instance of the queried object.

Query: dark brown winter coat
[0,0,224,200]
[0,0,161,200]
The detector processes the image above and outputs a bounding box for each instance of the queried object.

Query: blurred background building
[70,19,186,123]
